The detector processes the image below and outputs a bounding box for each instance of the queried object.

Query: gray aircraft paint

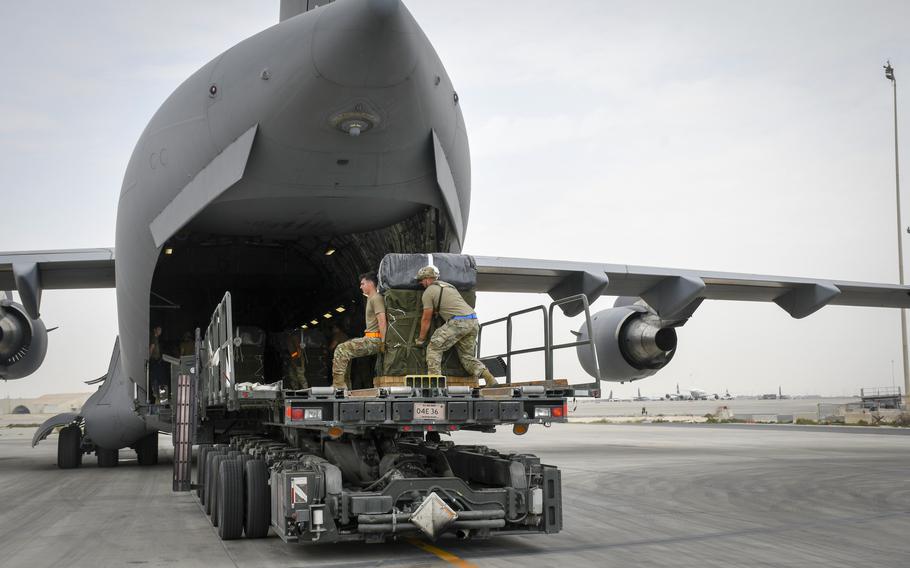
[103,0,470,447]
[5,0,910,449]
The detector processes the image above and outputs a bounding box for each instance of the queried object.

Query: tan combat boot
[331,373,348,391]
[481,369,499,387]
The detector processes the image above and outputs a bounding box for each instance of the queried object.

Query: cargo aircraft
[2,0,909,466]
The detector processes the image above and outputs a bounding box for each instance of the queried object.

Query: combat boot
[331,373,348,391]
[481,368,499,387]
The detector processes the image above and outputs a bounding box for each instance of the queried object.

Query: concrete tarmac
[1,423,909,567]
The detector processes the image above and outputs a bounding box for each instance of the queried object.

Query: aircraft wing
[473,255,910,319]
[0,248,115,318]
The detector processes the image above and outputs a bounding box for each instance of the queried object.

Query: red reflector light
[402,425,412,432]
[285,406,292,419]
[448,425,458,431]
[552,405,564,418]
[291,408,304,420]
[426,425,435,431]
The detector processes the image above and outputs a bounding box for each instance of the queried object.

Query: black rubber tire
[217,460,244,540]
[209,454,229,523]
[202,452,224,513]
[204,451,226,514]
[97,447,119,468]
[135,433,159,466]
[243,459,270,538]
[57,425,82,469]
[196,445,213,499]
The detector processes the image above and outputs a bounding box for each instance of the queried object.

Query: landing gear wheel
[196,445,213,499]
[203,451,226,513]
[57,425,82,469]
[243,459,270,538]
[97,447,119,467]
[209,454,229,523]
[217,460,244,540]
[135,433,159,466]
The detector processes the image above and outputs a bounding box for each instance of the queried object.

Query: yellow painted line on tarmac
[407,537,478,568]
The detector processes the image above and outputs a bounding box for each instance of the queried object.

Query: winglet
[774,282,841,319]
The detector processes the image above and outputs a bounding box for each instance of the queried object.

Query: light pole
[884,61,909,408]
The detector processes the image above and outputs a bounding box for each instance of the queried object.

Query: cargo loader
[168,255,602,544]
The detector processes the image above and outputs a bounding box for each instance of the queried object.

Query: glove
[414,338,426,348]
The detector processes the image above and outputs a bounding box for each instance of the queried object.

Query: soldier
[285,330,309,390]
[414,266,499,387]
[331,271,386,390]
[148,325,168,403]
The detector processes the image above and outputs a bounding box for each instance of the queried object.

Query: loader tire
[205,452,227,516]
[196,445,213,499]
[217,459,244,540]
[244,459,270,538]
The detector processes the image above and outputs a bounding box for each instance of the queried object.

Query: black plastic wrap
[378,253,477,291]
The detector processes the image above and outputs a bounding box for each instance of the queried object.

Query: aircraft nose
[312,0,418,88]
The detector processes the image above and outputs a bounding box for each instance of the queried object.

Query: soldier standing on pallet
[331,271,386,390]
[414,266,499,387]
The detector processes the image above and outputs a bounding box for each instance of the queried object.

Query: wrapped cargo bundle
[378,253,478,380]
[378,253,476,291]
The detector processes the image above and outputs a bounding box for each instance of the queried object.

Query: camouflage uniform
[331,292,385,389]
[286,331,309,390]
[426,318,486,378]
[418,275,498,386]
[331,336,382,389]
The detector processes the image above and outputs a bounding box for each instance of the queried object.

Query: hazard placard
[291,476,308,504]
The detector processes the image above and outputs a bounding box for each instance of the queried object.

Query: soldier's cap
[415,266,440,280]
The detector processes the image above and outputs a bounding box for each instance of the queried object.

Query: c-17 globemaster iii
[1,0,909,545]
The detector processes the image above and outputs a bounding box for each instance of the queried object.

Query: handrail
[478,305,549,385]
[478,294,600,386]
[546,294,600,382]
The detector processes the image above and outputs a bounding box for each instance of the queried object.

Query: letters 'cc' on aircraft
[1,0,909,463]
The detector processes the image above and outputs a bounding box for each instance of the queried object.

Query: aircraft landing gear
[135,433,159,466]
[57,425,82,469]
[97,447,119,467]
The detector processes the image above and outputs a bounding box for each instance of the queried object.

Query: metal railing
[478,294,600,384]
[478,305,549,385]
[203,292,238,411]
[547,295,601,382]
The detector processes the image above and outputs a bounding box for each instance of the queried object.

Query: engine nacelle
[0,300,48,380]
[577,306,678,382]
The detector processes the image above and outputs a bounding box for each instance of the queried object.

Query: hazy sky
[1,1,909,399]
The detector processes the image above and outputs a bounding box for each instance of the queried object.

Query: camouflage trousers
[332,336,382,388]
[286,361,309,390]
[427,318,485,378]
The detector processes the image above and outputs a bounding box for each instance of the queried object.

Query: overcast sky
[1,0,909,399]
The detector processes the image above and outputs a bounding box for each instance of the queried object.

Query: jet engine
[0,301,48,380]
[576,306,678,382]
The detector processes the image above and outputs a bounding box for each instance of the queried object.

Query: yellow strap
[364,331,381,338]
